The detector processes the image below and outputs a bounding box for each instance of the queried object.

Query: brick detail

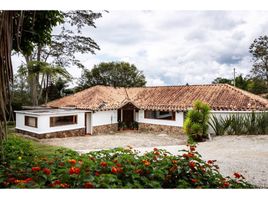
[92,123,118,135]
[16,128,86,139]
[138,123,184,135]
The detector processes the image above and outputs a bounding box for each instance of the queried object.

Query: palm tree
[18,61,72,106]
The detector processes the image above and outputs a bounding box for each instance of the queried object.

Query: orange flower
[100,161,108,167]
[172,160,177,164]
[84,182,94,188]
[111,167,118,174]
[60,183,70,188]
[142,160,151,166]
[183,153,194,158]
[68,159,76,165]
[189,161,195,169]
[32,166,41,172]
[43,168,51,175]
[234,172,241,179]
[69,167,80,175]
[154,151,160,156]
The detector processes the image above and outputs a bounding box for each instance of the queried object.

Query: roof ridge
[224,84,268,107]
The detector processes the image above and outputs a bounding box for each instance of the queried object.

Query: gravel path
[40,133,268,188]
[135,135,268,188]
[40,131,186,151]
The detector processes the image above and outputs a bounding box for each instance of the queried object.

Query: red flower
[100,161,108,167]
[234,172,241,179]
[95,171,100,176]
[189,161,195,169]
[68,159,76,165]
[43,168,51,175]
[117,167,123,173]
[191,178,198,183]
[134,169,142,174]
[190,146,196,152]
[223,181,230,188]
[111,167,118,174]
[32,166,41,172]
[207,160,214,165]
[153,148,158,151]
[84,182,94,188]
[7,177,16,183]
[54,180,61,185]
[116,163,122,167]
[23,178,33,183]
[69,167,80,175]
[59,162,65,167]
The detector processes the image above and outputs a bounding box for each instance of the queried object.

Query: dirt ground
[40,133,268,188]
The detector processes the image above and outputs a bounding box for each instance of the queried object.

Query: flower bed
[0,135,253,188]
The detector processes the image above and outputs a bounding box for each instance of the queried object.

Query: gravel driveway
[40,131,186,152]
[40,133,268,188]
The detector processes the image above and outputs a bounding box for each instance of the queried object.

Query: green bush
[209,112,268,135]
[0,136,253,188]
[183,100,211,143]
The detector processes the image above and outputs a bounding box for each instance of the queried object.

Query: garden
[0,134,253,189]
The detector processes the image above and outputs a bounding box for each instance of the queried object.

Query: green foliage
[183,100,211,143]
[77,61,146,90]
[0,136,253,188]
[209,112,268,136]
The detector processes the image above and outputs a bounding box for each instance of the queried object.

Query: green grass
[6,122,71,157]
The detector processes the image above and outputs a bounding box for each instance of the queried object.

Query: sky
[11,10,268,87]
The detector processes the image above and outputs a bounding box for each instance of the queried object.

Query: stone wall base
[92,123,118,135]
[16,128,86,139]
[138,123,184,136]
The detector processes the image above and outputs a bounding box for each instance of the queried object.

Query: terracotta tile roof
[46,84,268,111]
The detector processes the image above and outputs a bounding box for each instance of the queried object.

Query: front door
[123,109,134,128]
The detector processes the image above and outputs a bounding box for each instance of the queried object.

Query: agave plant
[255,112,268,135]
[243,112,257,135]
[208,115,226,136]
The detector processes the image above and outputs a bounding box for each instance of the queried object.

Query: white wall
[16,112,85,134]
[92,110,117,126]
[137,110,184,127]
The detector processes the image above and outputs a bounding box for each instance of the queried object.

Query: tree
[248,36,268,95]
[183,100,211,143]
[14,11,102,106]
[212,75,249,90]
[77,62,146,90]
[249,35,268,91]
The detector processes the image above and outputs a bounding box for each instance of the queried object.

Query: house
[15,84,268,139]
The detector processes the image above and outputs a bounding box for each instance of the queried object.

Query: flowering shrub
[0,136,254,189]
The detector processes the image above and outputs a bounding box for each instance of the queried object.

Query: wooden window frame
[25,116,38,128]
[50,115,78,127]
[144,110,176,121]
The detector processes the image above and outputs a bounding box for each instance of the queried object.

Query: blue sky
[12,10,268,86]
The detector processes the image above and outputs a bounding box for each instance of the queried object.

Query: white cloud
[12,11,268,86]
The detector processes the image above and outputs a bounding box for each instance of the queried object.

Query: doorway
[85,112,92,134]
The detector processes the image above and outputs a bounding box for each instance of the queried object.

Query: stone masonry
[138,123,184,136]
[92,123,118,135]
[16,128,86,139]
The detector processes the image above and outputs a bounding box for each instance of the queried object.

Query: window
[144,110,175,120]
[50,115,77,127]
[25,116,38,128]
